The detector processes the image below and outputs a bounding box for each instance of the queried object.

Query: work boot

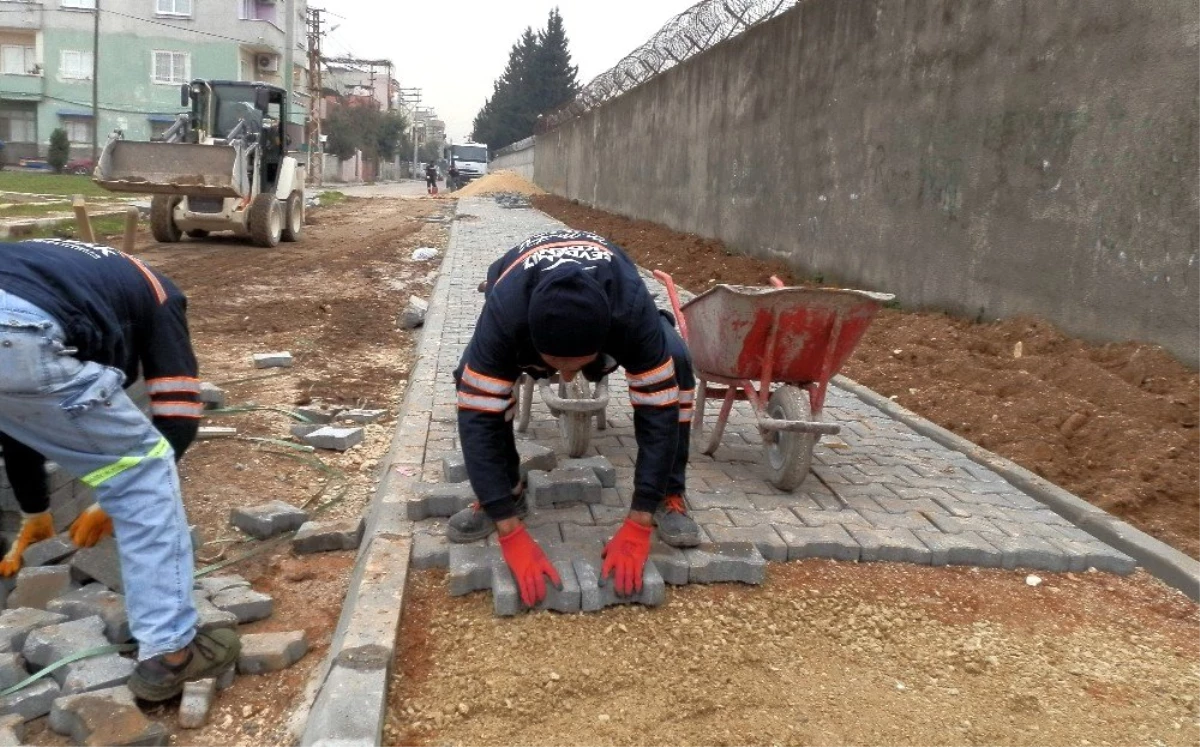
[0,512,55,577]
[654,494,701,548]
[447,493,528,544]
[128,628,241,702]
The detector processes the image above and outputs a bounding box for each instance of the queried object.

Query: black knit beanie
[528,266,611,356]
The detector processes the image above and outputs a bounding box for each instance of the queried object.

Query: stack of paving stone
[410,443,769,617]
[288,404,385,452]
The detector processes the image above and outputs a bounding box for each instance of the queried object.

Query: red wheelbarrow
[655,271,894,490]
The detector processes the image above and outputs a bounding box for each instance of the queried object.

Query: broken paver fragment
[0,713,24,746]
[210,586,273,624]
[516,441,557,477]
[0,654,24,690]
[441,452,468,483]
[22,615,136,694]
[47,584,131,644]
[199,382,226,410]
[399,296,428,329]
[193,592,238,633]
[560,456,617,488]
[194,574,250,599]
[238,631,309,674]
[49,685,168,746]
[290,423,324,440]
[21,534,76,568]
[253,352,293,369]
[68,537,124,593]
[230,501,309,539]
[292,518,365,554]
[0,678,59,721]
[178,677,216,729]
[527,468,602,507]
[340,408,386,424]
[0,608,68,654]
[295,406,340,424]
[7,565,71,610]
[301,426,364,451]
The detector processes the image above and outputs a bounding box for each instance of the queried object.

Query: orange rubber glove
[601,518,653,597]
[0,512,55,577]
[69,504,114,548]
[497,524,561,608]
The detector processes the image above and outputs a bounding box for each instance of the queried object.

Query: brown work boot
[128,629,241,702]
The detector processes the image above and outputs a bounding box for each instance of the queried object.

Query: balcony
[238,0,283,52]
[0,2,42,30]
[0,71,42,97]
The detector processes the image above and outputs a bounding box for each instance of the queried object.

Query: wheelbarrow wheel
[558,378,593,458]
[764,385,816,491]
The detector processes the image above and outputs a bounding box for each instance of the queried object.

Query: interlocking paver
[846,527,932,565]
[704,525,788,561]
[914,530,1004,568]
[776,524,861,561]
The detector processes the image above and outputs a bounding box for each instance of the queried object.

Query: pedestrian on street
[448,229,701,607]
[448,162,460,192]
[0,238,239,701]
[425,161,439,195]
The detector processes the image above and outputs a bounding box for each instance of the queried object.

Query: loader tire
[249,193,282,247]
[281,191,303,242]
[150,196,182,243]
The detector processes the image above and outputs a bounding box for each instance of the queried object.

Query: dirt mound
[532,194,1200,558]
[458,170,546,197]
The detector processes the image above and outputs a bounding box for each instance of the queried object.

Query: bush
[47,129,70,173]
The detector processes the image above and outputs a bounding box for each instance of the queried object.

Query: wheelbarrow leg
[704,385,737,456]
[692,379,708,447]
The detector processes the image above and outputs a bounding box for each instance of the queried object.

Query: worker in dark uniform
[0,239,239,701]
[424,162,439,195]
[448,229,700,607]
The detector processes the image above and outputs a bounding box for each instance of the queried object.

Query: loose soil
[388,563,1199,746]
[23,193,449,745]
[457,170,546,198]
[532,195,1200,559]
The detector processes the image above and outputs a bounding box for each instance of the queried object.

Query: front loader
[93,80,305,247]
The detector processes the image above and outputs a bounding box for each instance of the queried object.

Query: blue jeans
[0,290,196,660]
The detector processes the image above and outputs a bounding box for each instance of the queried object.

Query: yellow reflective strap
[81,437,171,488]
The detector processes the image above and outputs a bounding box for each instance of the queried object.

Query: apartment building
[0,0,307,162]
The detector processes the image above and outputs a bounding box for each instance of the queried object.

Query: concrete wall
[537,0,1200,364]
[492,136,535,181]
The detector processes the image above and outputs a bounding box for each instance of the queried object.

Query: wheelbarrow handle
[652,270,689,343]
[537,377,610,413]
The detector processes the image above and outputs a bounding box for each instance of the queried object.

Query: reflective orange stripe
[151,401,204,418]
[629,386,679,407]
[462,366,515,396]
[124,255,167,304]
[457,391,512,413]
[628,359,675,388]
[146,376,201,395]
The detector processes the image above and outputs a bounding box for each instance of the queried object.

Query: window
[59,50,93,80]
[62,118,93,144]
[152,51,189,84]
[156,0,192,16]
[0,109,36,142]
[61,0,96,8]
[1,45,37,75]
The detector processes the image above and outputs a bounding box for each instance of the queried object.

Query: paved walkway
[404,197,1134,613]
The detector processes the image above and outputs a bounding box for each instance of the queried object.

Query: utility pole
[305,7,323,185]
[367,65,378,110]
[282,0,295,138]
[90,0,99,162]
[397,87,421,179]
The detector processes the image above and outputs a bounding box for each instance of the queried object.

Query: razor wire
[538,0,800,132]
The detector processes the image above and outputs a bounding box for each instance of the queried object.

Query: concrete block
[238,631,309,674]
[0,714,23,746]
[301,426,364,451]
[290,423,324,440]
[49,685,166,745]
[68,537,123,592]
[230,501,309,539]
[557,523,611,550]
[21,534,76,568]
[7,565,72,610]
[794,508,871,528]
[527,468,602,507]
[492,551,581,616]
[216,665,235,691]
[197,426,237,439]
[0,678,59,721]
[400,296,428,329]
[560,456,617,488]
[0,654,23,690]
[253,352,293,368]
[978,532,1071,572]
[47,584,131,643]
[340,409,386,424]
[858,509,936,532]
[295,406,339,424]
[448,545,502,596]
[199,382,226,410]
[210,586,273,624]
[517,441,557,477]
[178,677,216,729]
[0,608,68,654]
[914,530,1004,567]
[22,615,107,670]
[925,513,1004,535]
[194,574,250,599]
[846,527,934,565]
[704,524,788,561]
[60,653,136,695]
[685,543,767,585]
[574,557,665,611]
[292,518,365,554]
[411,531,448,569]
[777,524,862,562]
[649,542,690,585]
[441,452,468,483]
[1047,538,1137,575]
[410,483,474,519]
[192,592,238,633]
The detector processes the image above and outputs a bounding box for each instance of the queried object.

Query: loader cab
[183,80,287,191]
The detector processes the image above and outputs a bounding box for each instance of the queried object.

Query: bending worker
[448,229,700,607]
[0,238,239,701]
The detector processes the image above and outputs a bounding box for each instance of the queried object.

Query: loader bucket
[93,140,249,198]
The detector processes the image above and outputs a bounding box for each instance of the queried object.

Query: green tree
[472,26,541,150]
[531,8,579,115]
[48,128,70,173]
[323,101,409,168]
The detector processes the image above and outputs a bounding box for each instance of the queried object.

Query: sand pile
[457,170,546,197]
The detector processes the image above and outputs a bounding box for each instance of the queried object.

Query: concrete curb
[833,374,1200,601]
[0,209,127,239]
[294,208,458,747]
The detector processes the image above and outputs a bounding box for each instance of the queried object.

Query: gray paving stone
[525,504,593,527]
[517,441,558,477]
[1046,538,1137,574]
[23,615,107,670]
[340,409,386,424]
[448,545,502,596]
[409,482,475,520]
[686,491,755,512]
[492,551,581,616]
[238,631,309,674]
[776,524,862,562]
[725,507,802,527]
[194,574,250,598]
[746,493,823,512]
[199,382,226,410]
[7,565,71,610]
[982,532,1071,572]
[290,423,324,440]
[846,527,933,565]
[59,653,136,695]
[0,713,23,746]
[558,523,610,549]
[292,518,365,554]
[69,536,124,593]
[0,654,23,690]
[441,452,468,483]
[588,504,628,525]
[573,557,665,611]
[704,525,788,561]
[47,584,131,643]
[559,456,617,488]
[178,677,216,729]
[859,509,936,532]
[411,531,449,569]
[914,530,1004,568]
[253,352,293,368]
[685,543,767,584]
[0,678,59,721]
[193,592,238,632]
[295,406,338,424]
[0,608,68,654]
[794,509,870,528]
[926,513,1005,535]
[211,586,274,624]
[648,542,689,585]
[230,501,310,539]
[21,534,76,568]
[302,426,364,451]
[49,685,166,745]
[527,468,602,506]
